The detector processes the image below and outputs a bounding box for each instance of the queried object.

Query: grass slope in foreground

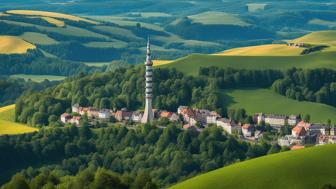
[170,145,336,189]
[220,89,336,123]
[0,105,38,135]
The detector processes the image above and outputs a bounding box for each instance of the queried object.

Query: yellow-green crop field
[0,105,38,136]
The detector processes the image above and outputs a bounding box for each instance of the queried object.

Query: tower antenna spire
[141,35,154,123]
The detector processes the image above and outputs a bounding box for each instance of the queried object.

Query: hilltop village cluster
[59,38,336,149]
[61,104,336,147]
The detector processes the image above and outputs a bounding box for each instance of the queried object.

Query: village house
[265,114,287,127]
[61,113,72,123]
[160,110,172,118]
[193,110,205,125]
[169,113,179,122]
[206,112,219,125]
[278,121,319,146]
[318,135,336,145]
[160,111,179,122]
[242,124,254,138]
[98,109,111,119]
[216,118,237,134]
[309,124,327,135]
[296,121,311,129]
[288,115,299,126]
[72,104,80,114]
[87,107,100,118]
[178,107,198,126]
[70,116,81,126]
[292,125,307,138]
[115,108,133,122]
[278,135,305,146]
[177,106,188,115]
[132,111,143,123]
[79,107,88,116]
[255,113,265,124]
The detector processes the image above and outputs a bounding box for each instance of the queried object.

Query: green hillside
[188,11,250,26]
[289,30,336,46]
[158,31,336,75]
[170,145,336,189]
[158,51,336,75]
[0,9,231,67]
[220,89,336,123]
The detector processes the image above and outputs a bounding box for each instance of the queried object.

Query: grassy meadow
[220,89,336,123]
[157,51,336,75]
[289,30,336,46]
[188,11,250,26]
[156,30,336,75]
[10,74,66,82]
[20,32,59,45]
[0,105,38,136]
[169,145,336,189]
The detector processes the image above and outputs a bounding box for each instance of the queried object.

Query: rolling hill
[188,11,250,26]
[157,51,336,75]
[289,30,336,46]
[157,31,336,75]
[6,10,98,24]
[0,9,228,66]
[169,144,336,189]
[215,44,303,56]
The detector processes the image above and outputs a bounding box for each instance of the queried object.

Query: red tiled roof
[61,113,72,118]
[291,145,305,150]
[296,121,311,130]
[292,126,306,136]
[160,111,173,118]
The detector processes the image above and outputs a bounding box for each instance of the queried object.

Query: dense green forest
[16,66,336,127]
[2,168,157,189]
[0,123,282,188]
[15,66,222,126]
[0,50,103,76]
[166,17,274,41]
[0,77,60,106]
[272,68,336,106]
[199,67,283,89]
